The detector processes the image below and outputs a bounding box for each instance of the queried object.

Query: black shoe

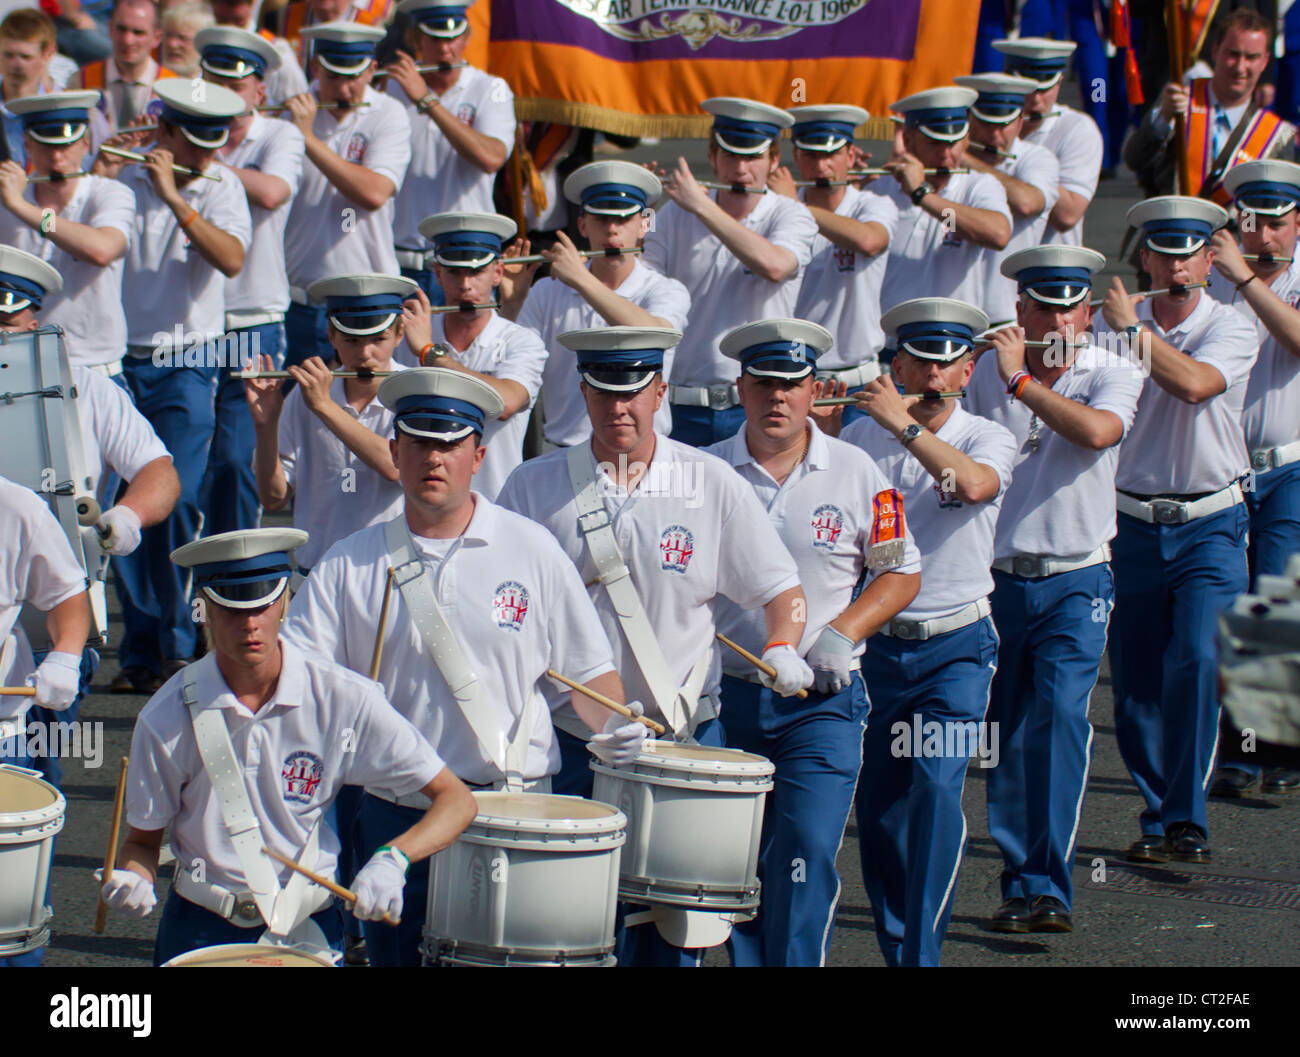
[344,935,369,967]
[1262,767,1300,794]
[1028,896,1073,933]
[1163,822,1211,863]
[1210,766,1259,798]
[160,658,193,682]
[990,897,1030,933]
[109,665,161,694]
[1126,834,1170,864]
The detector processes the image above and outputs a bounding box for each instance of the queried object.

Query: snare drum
[424,792,626,966]
[0,764,66,956]
[162,943,335,967]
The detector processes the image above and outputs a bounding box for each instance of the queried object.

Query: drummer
[704,318,921,968]
[283,368,636,966]
[99,527,476,965]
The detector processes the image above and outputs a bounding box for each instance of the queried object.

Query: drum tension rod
[0,385,62,404]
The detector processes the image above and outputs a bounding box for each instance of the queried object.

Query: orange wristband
[763,641,792,651]
[178,209,199,229]
[1011,374,1031,400]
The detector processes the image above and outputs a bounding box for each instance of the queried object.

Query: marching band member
[280,0,393,67]
[194,26,305,536]
[643,97,817,446]
[1206,160,1300,797]
[703,319,921,968]
[245,274,413,573]
[386,0,514,304]
[994,36,1103,246]
[879,87,1012,316]
[768,105,894,425]
[396,211,546,498]
[504,160,690,449]
[95,77,251,695]
[209,0,310,106]
[0,91,134,376]
[70,0,178,135]
[282,20,411,367]
[284,368,632,966]
[496,326,811,967]
[966,246,1143,934]
[1097,197,1259,865]
[841,297,1017,967]
[100,527,476,966]
[952,73,1061,325]
[0,474,91,968]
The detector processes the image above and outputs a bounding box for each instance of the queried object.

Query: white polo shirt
[396,313,547,499]
[390,66,515,247]
[843,404,1017,621]
[980,139,1060,324]
[1022,105,1103,247]
[516,260,691,446]
[704,421,921,664]
[221,115,305,317]
[284,84,410,289]
[125,640,444,894]
[264,38,309,106]
[120,160,253,349]
[1097,292,1260,495]
[643,191,817,388]
[0,176,135,367]
[965,344,1143,558]
[1208,259,1300,452]
[73,365,170,502]
[277,366,407,570]
[283,499,617,786]
[496,435,802,724]
[794,185,897,369]
[879,171,1013,314]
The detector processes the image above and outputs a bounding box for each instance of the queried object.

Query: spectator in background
[159,0,213,76]
[50,0,113,65]
[0,9,78,163]
[70,0,178,134]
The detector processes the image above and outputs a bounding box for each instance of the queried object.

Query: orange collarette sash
[1185,79,1286,203]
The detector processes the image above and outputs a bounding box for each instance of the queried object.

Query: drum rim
[469,791,629,835]
[618,742,776,777]
[162,942,335,967]
[0,765,67,829]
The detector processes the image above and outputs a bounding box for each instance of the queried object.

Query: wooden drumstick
[545,669,667,735]
[716,634,809,699]
[369,567,395,681]
[0,686,37,696]
[262,846,400,926]
[94,756,129,934]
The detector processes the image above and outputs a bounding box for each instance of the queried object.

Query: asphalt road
[22,113,1300,971]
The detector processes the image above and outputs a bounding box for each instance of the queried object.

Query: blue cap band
[1015,265,1094,291]
[574,347,665,372]
[712,114,781,147]
[411,4,466,22]
[324,292,407,319]
[896,321,976,346]
[202,44,267,77]
[394,394,486,434]
[20,106,91,132]
[739,339,817,372]
[193,551,294,586]
[1005,55,1067,76]
[1142,217,1215,248]
[432,230,503,263]
[160,102,233,133]
[792,118,856,147]
[906,106,970,128]
[313,38,378,61]
[0,271,46,310]
[1234,180,1300,208]
[580,183,649,213]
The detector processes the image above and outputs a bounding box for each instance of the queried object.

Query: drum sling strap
[565,445,711,739]
[182,671,322,936]
[383,515,532,791]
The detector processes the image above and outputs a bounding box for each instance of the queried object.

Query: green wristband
[377,844,410,874]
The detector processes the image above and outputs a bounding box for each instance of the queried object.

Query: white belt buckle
[578,508,612,533]
[1149,499,1188,525]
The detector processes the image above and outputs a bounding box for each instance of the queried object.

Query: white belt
[992,544,1110,579]
[1251,441,1300,473]
[366,777,551,807]
[881,598,992,641]
[1116,482,1244,525]
[225,309,285,331]
[173,870,333,927]
[726,660,859,685]
[395,248,433,271]
[815,361,882,387]
[669,383,740,410]
[289,286,309,306]
[85,360,123,378]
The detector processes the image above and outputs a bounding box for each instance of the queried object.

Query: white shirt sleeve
[1019,145,1061,215]
[543,539,616,691]
[642,204,676,275]
[1057,112,1104,201]
[1190,307,1261,390]
[81,368,169,482]
[283,548,347,659]
[493,325,548,400]
[716,477,802,609]
[85,177,136,240]
[125,705,186,831]
[340,681,446,795]
[968,417,1020,497]
[640,269,692,331]
[11,490,86,612]
[361,98,413,189]
[473,76,516,151]
[767,197,818,270]
[966,172,1014,224]
[207,173,253,251]
[853,188,899,235]
[514,278,555,341]
[261,121,306,194]
[1086,363,1145,436]
[276,390,303,492]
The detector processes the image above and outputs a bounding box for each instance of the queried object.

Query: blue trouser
[200,322,285,537]
[668,403,746,448]
[987,564,1112,909]
[284,302,333,369]
[973,0,1011,74]
[114,355,217,671]
[857,616,999,967]
[722,672,867,967]
[1110,505,1249,837]
[399,266,447,307]
[328,785,366,940]
[1275,6,1300,126]
[355,794,427,966]
[154,890,344,966]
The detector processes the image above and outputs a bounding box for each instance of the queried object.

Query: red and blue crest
[493,580,529,631]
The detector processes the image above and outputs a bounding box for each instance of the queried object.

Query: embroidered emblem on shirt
[833,246,856,272]
[281,751,324,804]
[811,503,845,550]
[659,524,694,572]
[492,580,529,630]
[344,132,368,162]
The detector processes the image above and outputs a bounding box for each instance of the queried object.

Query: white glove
[95,868,156,918]
[807,626,857,695]
[98,504,143,556]
[588,700,648,766]
[351,846,408,922]
[28,651,81,710]
[759,644,814,697]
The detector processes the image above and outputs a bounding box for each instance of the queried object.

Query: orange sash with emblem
[1184,79,1286,203]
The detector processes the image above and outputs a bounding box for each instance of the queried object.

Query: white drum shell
[591,742,774,911]
[163,943,335,967]
[425,792,626,966]
[0,764,66,956]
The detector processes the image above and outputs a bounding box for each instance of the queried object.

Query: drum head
[164,943,333,967]
[0,766,60,813]
[642,742,768,765]
[474,792,621,822]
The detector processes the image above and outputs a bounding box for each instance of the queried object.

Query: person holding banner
[643,97,817,448]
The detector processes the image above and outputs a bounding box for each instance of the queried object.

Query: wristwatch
[1122,322,1144,346]
[911,181,934,205]
[899,423,924,446]
[417,91,441,115]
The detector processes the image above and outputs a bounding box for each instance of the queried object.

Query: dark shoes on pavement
[1028,896,1072,933]
[1163,822,1211,863]
[1210,767,1259,799]
[1126,833,1170,864]
[109,665,161,694]
[990,898,1030,933]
